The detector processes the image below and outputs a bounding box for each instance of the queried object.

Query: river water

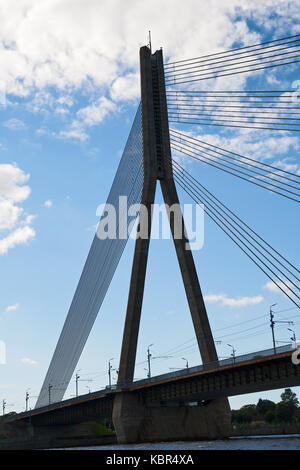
[69,435,300,450]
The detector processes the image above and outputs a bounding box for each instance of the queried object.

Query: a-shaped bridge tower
[112,46,231,442]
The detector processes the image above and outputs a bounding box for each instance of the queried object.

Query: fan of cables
[165,35,300,309]
[169,156,300,309]
[170,129,300,203]
[167,90,300,132]
[164,34,300,85]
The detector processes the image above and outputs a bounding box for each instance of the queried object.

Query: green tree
[280,388,299,407]
[276,401,296,423]
[295,408,300,424]
[265,410,276,424]
[231,410,239,425]
[241,404,257,417]
[233,408,253,425]
[257,399,276,417]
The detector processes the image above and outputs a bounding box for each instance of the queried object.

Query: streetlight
[25,389,30,412]
[147,344,154,378]
[270,304,294,354]
[75,369,81,397]
[2,400,14,415]
[227,344,236,364]
[25,390,38,411]
[146,344,172,378]
[182,357,189,369]
[75,373,93,394]
[288,328,296,344]
[108,358,114,388]
[270,303,277,353]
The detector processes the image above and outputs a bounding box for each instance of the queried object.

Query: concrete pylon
[112,46,231,443]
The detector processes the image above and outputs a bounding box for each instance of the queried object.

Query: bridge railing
[124,343,295,389]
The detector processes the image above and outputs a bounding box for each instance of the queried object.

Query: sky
[0,0,299,414]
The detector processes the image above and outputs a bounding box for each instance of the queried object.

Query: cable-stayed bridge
[7,35,300,445]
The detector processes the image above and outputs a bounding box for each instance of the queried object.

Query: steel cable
[170,142,300,202]
[171,160,299,308]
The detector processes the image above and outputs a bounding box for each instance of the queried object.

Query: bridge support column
[113,393,231,444]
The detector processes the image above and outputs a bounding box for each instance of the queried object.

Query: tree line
[232,388,300,426]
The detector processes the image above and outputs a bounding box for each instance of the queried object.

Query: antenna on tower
[148,30,152,53]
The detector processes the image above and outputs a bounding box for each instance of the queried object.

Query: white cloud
[0,0,298,140]
[56,96,74,107]
[0,163,31,202]
[60,96,117,140]
[44,199,53,208]
[55,107,69,116]
[204,293,264,307]
[21,214,36,225]
[59,127,89,142]
[0,163,35,255]
[263,280,293,296]
[76,96,117,127]
[264,281,281,292]
[0,225,35,255]
[20,357,38,366]
[28,91,74,115]
[5,302,20,313]
[110,73,140,102]
[0,199,23,231]
[3,118,26,130]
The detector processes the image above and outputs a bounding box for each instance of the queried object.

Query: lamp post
[270,303,277,354]
[25,389,30,412]
[25,390,37,411]
[270,304,294,353]
[288,328,296,344]
[147,344,154,378]
[108,358,114,388]
[182,357,189,369]
[75,370,81,397]
[227,344,236,364]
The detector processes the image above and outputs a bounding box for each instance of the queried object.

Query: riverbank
[67,435,300,450]
[1,428,300,450]
[231,423,300,437]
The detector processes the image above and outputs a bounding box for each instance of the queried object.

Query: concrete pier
[113,393,231,443]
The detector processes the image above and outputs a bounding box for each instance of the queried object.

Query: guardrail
[125,343,295,388]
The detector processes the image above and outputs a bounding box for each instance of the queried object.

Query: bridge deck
[9,344,299,424]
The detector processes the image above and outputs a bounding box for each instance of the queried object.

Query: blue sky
[0,0,299,413]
